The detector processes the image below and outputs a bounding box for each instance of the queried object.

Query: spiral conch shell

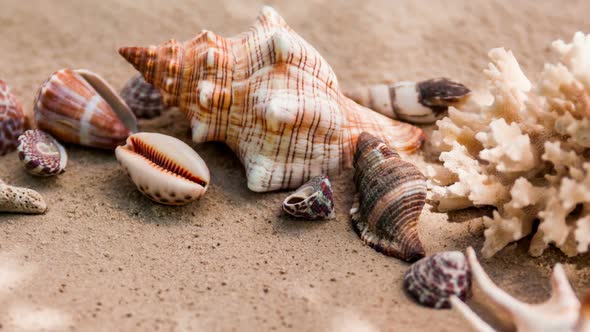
[119,6,424,192]
[0,80,25,156]
[115,132,210,205]
[350,132,426,262]
[34,69,137,149]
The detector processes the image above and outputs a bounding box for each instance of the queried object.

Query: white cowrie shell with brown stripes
[115,132,210,205]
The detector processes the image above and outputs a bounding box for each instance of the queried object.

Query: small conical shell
[404,251,472,309]
[118,6,425,193]
[115,132,210,205]
[344,78,471,124]
[120,74,165,119]
[34,69,137,149]
[0,80,25,156]
[17,129,67,176]
[282,175,335,220]
[350,132,426,262]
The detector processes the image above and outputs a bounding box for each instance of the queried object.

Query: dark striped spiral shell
[351,132,426,262]
[120,74,165,119]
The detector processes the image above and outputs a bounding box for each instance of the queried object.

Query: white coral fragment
[430,32,590,257]
[0,179,47,214]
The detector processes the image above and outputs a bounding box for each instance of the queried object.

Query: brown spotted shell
[404,251,471,309]
[350,132,426,262]
[115,132,210,205]
[17,129,67,176]
[120,74,165,119]
[0,80,25,156]
[282,175,335,220]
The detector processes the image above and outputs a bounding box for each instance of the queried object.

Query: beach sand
[1,0,590,331]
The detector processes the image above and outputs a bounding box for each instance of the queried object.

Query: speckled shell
[0,80,25,156]
[120,74,165,119]
[17,130,67,176]
[0,179,47,214]
[34,69,138,149]
[351,132,426,262]
[404,251,471,309]
[115,132,210,205]
[119,6,424,193]
[283,175,335,220]
[344,78,470,124]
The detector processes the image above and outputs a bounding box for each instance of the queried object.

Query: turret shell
[120,74,165,119]
[115,132,210,205]
[0,80,25,155]
[282,175,335,220]
[17,130,67,176]
[34,69,137,149]
[404,251,472,309]
[350,132,426,262]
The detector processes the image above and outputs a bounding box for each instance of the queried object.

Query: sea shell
[120,74,165,119]
[0,179,47,214]
[350,132,426,262]
[282,175,335,220]
[0,80,25,156]
[115,132,210,205]
[450,247,589,332]
[34,69,138,149]
[17,129,67,176]
[119,6,424,193]
[404,251,471,309]
[344,78,470,124]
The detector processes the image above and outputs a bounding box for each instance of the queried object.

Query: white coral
[430,32,590,257]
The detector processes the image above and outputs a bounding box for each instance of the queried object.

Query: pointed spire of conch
[119,40,185,106]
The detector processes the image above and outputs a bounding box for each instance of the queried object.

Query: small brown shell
[34,69,137,149]
[0,80,25,155]
[282,175,335,220]
[120,74,165,119]
[17,129,67,176]
[115,132,210,205]
[350,132,426,262]
[404,251,471,309]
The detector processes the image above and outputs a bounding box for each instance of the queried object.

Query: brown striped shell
[34,69,138,149]
[404,251,471,309]
[344,78,470,124]
[17,130,67,176]
[350,132,426,262]
[118,6,424,193]
[115,132,210,205]
[0,80,25,156]
[120,74,165,119]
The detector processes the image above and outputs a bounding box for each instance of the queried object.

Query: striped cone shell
[0,80,25,156]
[344,78,470,124]
[282,175,335,220]
[404,251,471,309]
[34,69,137,149]
[351,132,426,262]
[118,6,424,193]
[120,74,165,119]
[17,129,67,176]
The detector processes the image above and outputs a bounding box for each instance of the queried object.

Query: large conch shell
[119,6,424,192]
[350,132,427,262]
[450,247,590,332]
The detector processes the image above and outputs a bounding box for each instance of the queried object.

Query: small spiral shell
[282,175,335,220]
[120,74,166,119]
[17,129,67,176]
[351,132,426,262]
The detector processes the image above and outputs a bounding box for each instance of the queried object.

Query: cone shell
[351,132,426,262]
[120,74,165,119]
[17,130,67,176]
[404,251,472,309]
[34,69,137,149]
[118,6,424,193]
[0,80,25,156]
[115,132,210,205]
[283,175,335,220]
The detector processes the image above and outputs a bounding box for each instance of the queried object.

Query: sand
[1,0,590,331]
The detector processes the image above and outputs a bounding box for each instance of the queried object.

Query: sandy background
[1,0,590,331]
